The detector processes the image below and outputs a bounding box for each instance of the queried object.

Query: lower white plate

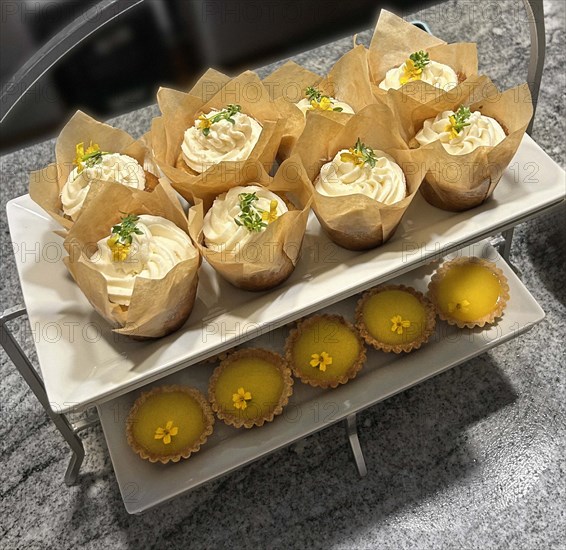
[97,242,544,514]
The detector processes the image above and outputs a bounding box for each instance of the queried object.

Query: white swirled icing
[315,149,407,205]
[88,215,197,306]
[181,110,262,173]
[295,97,355,116]
[61,153,145,221]
[203,185,288,253]
[415,110,506,155]
[379,60,458,91]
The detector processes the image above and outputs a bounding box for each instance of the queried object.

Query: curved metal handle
[0,0,144,124]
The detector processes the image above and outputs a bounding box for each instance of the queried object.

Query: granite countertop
[1,0,565,548]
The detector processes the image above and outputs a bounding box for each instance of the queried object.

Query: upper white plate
[6,134,565,413]
[97,241,544,514]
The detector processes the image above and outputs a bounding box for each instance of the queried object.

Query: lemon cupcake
[208,348,293,428]
[126,385,214,464]
[428,257,510,328]
[285,314,366,388]
[356,285,436,353]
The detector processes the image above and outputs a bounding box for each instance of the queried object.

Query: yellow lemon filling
[130,391,207,456]
[362,289,427,346]
[213,357,284,420]
[291,318,361,381]
[435,263,504,322]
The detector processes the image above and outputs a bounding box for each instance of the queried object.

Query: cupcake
[355,285,436,353]
[415,106,506,155]
[428,257,510,329]
[177,104,263,175]
[295,86,355,115]
[208,348,294,428]
[379,50,458,92]
[126,385,214,464]
[285,314,366,388]
[63,181,200,339]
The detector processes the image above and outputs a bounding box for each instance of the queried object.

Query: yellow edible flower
[107,235,131,262]
[154,420,178,445]
[310,96,333,111]
[74,141,100,173]
[340,147,365,166]
[261,200,279,224]
[399,58,423,86]
[446,115,461,140]
[448,299,471,313]
[391,315,411,335]
[197,113,211,131]
[232,387,252,410]
[310,351,333,372]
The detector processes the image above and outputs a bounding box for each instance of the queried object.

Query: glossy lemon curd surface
[362,290,427,345]
[292,318,361,381]
[214,358,284,420]
[131,392,206,456]
[435,263,503,322]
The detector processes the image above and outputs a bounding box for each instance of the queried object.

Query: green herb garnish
[234,192,268,233]
[198,104,242,137]
[304,86,344,112]
[409,50,430,70]
[449,106,472,136]
[340,138,377,168]
[110,214,144,246]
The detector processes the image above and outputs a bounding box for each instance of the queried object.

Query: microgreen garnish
[198,104,242,136]
[409,50,430,70]
[234,192,268,232]
[340,138,377,168]
[74,142,108,173]
[304,86,343,112]
[448,106,472,137]
[107,214,144,262]
[400,51,430,85]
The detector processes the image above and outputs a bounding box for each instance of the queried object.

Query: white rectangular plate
[97,242,545,514]
[6,134,565,412]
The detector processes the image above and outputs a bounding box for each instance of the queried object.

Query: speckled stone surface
[1,1,565,548]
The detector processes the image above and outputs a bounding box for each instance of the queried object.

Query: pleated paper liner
[385,75,533,211]
[293,102,427,250]
[63,181,201,339]
[208,348,294,429]
[187,157,313,291]
[368,9,478,103]
[151,70,285,202]
[263,44,376,161]
[126,385,214,464]
[29,110,163,231]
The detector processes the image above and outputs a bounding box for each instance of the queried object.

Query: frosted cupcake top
[379,50,458,92]
[61,143,145,220]
[181,104,262,173]
[315,139,406,205]
[203,185,288,253]
[88,214,197,306]
[415,106,506,155]
[295,86,355,116]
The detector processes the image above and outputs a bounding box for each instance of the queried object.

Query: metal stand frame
[0,0,545,482]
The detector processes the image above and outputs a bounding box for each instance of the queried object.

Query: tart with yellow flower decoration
[126,385,214,464]
[355,285,436,353]
[285,314,366,388]
[208,348,294,428]
[427,257,510,329]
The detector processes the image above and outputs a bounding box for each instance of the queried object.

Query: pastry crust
[427,257,510,329]
[285,314,366,388]
[126,385,214,464]
[355,284,436,353]
[208,348,294,428]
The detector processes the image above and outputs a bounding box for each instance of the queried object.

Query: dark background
[0,0,438,154]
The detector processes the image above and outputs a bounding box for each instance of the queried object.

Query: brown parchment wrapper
[263,45,377,161]
[63,182,201,339]
[187,157,313,291]
[29,110,162,230]
[386,75,533,211]
[152,71,285,202]
[368,10,478,103]
[293,103,426,250]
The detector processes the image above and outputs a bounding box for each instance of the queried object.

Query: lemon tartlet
[355,285,436,353]
[285,314,366,388]
[126,385,214,464]
[208,348,293,428]
[428,257,510,328]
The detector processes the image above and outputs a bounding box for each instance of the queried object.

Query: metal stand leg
[345,413,367,478]
[1,305,86,485]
